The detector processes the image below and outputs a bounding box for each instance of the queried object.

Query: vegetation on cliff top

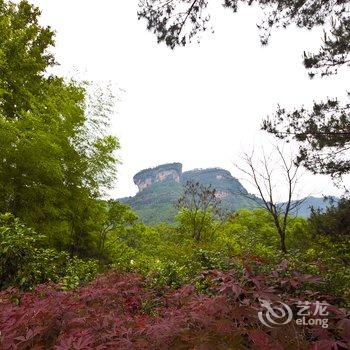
[121,164,338,224]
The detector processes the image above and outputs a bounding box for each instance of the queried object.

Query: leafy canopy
[0,0,120,256]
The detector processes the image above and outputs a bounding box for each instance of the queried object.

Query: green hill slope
[119,163,337,225]
[120,163,259,224]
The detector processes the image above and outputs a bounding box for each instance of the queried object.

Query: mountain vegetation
[0,1,349,349]
[121,162,338,225]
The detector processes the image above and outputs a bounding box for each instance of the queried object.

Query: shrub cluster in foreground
[0,214,98,291]
[1,265,349,349]
[1,209,349,349]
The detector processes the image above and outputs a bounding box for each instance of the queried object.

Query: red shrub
[0,267,349,350]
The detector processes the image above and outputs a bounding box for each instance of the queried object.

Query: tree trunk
[279,230,287,253]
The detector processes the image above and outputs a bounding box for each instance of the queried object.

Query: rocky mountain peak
[133,163,182,192]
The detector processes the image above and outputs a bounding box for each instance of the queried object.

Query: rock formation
[132,163,247,197]
[124,163,258,224]
[120,162,337,225]
[133,163,182,192]
[181,167,248,197]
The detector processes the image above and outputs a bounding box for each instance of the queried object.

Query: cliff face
[133,163,182,192]
[181,168,248,198]
[133,164,247,196]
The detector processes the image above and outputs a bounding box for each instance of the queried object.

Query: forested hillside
[121,163,338,224]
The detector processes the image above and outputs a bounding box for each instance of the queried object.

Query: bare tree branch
[234,145,304,253]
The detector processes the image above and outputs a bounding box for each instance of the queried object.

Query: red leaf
[248,329,270,348]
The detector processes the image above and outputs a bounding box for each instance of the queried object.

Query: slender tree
[235,146,304,253]
[96,201,138,263]
[176,181,223,241]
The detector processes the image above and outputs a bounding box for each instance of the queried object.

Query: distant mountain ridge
[119,163,336,225]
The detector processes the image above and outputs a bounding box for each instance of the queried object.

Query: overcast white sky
[31,0,349,200]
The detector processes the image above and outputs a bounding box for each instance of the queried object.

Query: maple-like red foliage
[0,264,349,350]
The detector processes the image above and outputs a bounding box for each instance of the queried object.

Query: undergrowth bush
[0,267,349,349]
[0,213,99,290]
[106,209,349,306]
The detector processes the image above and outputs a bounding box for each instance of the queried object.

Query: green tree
[0,1,119,256]
[0,213,99,290]
[96,201,138,263]
[309,197,350,238]
[0,0,55,119]
[176,181,223,241]
[138,0,350,181]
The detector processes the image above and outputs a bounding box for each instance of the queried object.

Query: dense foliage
[1,204,349,348]
[0,213,98,291]
[176,181,224,241]
[104,209,350,305]
[1,266,349,349]
[0,0,119,257]
[309,197,350,238]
